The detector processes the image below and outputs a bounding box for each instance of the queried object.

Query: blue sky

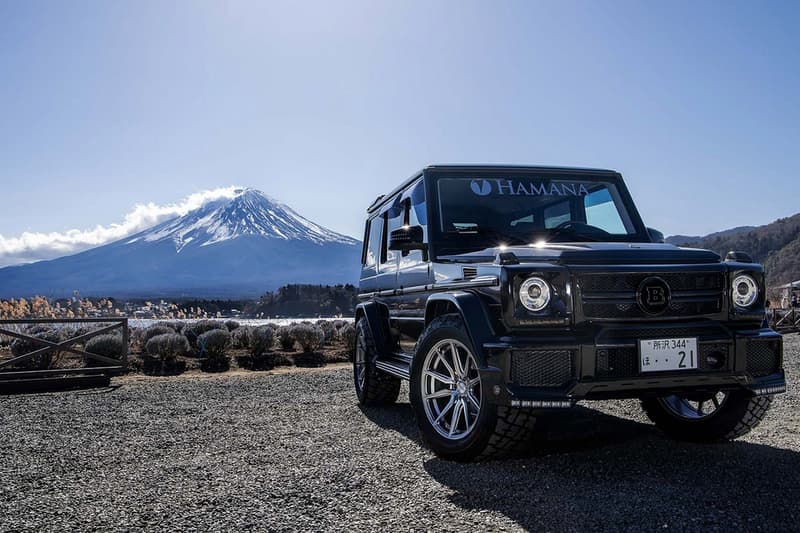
[0,0,798,264]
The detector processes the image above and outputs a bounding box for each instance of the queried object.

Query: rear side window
[383,195,404,265]
[365,216,383,268]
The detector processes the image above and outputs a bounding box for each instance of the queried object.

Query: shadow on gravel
[419,406,800,530]
[359,402,423,443]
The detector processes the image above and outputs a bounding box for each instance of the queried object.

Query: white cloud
[0,186,242,267]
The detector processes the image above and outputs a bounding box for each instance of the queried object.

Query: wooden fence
[771,308,800,334]
[0,318,128,393]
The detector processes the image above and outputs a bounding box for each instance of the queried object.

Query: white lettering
[495,179,515,195]
[530,182,547,195]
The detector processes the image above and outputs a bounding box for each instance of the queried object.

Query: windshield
[436,176,640,251]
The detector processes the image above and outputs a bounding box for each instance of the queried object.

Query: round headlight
[519,276,551,312]
[732,274,758,308]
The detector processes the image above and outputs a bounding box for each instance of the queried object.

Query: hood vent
[462,267,478,280]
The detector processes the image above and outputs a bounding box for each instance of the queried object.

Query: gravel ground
[1,336,798,532]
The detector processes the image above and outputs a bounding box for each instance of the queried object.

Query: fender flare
[424,291,495,366]
[354,301,391,359]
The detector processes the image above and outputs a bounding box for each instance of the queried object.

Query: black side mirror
[388,225,426,251]
[725,250,754,263]
[647,227,665,243]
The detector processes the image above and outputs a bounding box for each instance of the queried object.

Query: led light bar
[752,385,786,396]
[510,399,574,408]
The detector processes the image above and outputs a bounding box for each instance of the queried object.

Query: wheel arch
[355,301,391,358]
[424,291,495,366]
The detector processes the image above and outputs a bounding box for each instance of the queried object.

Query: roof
[366,164,620,214]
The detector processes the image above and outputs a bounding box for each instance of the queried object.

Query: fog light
[493,385,502,396]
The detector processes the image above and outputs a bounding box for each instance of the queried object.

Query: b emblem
[470,179,492,196]
[637,277,671,315]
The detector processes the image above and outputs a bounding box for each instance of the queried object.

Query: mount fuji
[0,189,362,298]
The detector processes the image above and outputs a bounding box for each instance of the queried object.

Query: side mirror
[388,225,426,251]
[647,227,665,244]
[725,250,754,263]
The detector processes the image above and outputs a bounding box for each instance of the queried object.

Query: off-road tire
[410,313,536,462]
[353,318,401,405]
[641,391,773,442]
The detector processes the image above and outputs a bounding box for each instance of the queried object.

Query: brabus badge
[637,276,671,315]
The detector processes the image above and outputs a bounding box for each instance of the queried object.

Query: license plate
[639,338,698,372]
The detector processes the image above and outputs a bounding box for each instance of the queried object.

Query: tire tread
[356,318,401,405]
[414,314,536,461]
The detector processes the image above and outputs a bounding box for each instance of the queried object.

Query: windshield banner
[470,179,590,197]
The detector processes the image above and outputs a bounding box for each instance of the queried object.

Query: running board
[374,359,411,381]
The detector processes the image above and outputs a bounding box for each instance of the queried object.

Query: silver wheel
[355,332,367,392]
[659,391,729,420]
[421,338,482,440]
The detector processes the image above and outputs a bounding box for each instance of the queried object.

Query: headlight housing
[519,276,551,312]
[732,274,759,308]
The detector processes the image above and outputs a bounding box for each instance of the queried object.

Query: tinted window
[365,215,383,268]
[383,196,404,265]
[544,200,571,229]
[402,179,427,265]
[436,176,638,250]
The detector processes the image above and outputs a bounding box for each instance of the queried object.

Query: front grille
[595,342,731,379]
[578,271,725,320]
[579,272,724,292]
[510,350,574,387]
[746,340,781,377]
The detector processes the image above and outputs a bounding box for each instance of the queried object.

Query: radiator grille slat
[579,271,725,320]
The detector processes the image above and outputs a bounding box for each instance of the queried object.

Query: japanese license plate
[639,338,698,372]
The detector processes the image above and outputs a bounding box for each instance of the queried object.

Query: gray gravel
[1,337,798,532]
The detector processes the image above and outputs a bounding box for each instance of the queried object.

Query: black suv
[354,165,785,461]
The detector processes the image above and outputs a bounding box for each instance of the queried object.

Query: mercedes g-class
[354,165,785,461]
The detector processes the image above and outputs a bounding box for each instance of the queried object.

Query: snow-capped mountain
[0,189,362,298]
[130,188,358,251]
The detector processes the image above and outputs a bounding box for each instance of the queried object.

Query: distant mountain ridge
[667,214,800,290]
[0,189,361,299]
[665,226,756,246]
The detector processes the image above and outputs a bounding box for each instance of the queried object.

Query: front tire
[410,314,536,461]
[641,390,772,442]
[353,318,401,406]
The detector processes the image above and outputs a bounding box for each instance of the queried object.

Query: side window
[407,179,427,233]
[584,188,627,234]
[403,179,427,264]
[383,195,404,265]
[365,215,383,270]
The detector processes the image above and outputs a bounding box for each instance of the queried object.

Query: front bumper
[478,323,786,407]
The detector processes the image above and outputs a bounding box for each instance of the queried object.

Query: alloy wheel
[421,339,482,440]
[659,391,729,420]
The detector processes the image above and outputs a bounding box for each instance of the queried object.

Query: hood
[438,242,721,265]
